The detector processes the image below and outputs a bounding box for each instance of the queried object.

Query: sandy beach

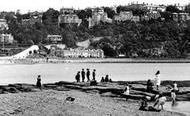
[0,81,189,116]
[0,89,185,116]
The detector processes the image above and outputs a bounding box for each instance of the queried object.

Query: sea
[0,63,190,84]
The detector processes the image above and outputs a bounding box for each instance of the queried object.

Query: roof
[47,35,62,37]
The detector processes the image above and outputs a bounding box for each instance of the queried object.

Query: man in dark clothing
[147,79,154,92]
[75,71,80,82]
[81,69,85,82]
[105,75,109,82]
[92,69,96,80]
[86,69,90,82]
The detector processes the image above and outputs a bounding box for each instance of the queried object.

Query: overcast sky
[0,0,189,13]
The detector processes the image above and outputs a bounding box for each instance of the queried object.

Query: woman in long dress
[154,70,161,90]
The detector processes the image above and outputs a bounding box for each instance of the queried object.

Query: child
[124,84,130,95]
[154,70,161,90]
[153,94,167,110]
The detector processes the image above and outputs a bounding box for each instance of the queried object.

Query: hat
[155,70,160,75]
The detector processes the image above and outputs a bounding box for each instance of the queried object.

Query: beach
[0,81,189,116]
[1,59,190,115]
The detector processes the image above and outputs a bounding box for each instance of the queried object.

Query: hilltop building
[21,11,43,25]
[0,34,14,44]
[58,14,82,26]
[145,4,166,12]
[175,3,186,11]
[114,11,133,22]
[172,13,190,22]
[147,11,161,20]
[60,8,75,14]
[0,19,8,30]
[88,8,112,28]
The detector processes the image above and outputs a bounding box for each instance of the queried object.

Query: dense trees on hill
[89,20,190,58]
[2,5,190,58]
[166,5,181,13]
[42,8,60,25]
[103,7,116,19]
[185,4,190,14]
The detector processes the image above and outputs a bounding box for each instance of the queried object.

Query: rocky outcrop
[1,80,190,101]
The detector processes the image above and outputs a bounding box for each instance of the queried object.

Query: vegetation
[1,4,190,58]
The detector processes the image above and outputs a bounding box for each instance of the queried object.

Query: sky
[0,0,189,13]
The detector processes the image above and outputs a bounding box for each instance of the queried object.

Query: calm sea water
[164,102,190,115]
[0,63,190,84]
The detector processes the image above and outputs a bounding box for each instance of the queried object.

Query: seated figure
[153,94,167,110]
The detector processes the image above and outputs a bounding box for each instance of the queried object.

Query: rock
[90,80,98,86]
[66,97,75,101]
[8,87,20,93]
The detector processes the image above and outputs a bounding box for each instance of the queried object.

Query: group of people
[100,75,112,82]
[139,93,167,112]
[146,70,161,93]
[75,68,96,82]
[122,70,179,111]
[35,69,179,112]
[146,70,179,105]
[75,68,112,83]
[145,70,179,111]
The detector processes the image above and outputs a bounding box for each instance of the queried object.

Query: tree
[101,43,117,57]
[42,8,60,25]
[103,7,116,19]
[166,5,180,13]
[185,3,190,14]
[61,27,76,48]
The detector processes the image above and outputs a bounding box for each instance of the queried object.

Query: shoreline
[1,57,190,64]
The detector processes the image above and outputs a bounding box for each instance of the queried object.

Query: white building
[0,19,8,30]
[58,14,82,26]
[0,34,14,44]
[46,35,62,43]
[88,8,112,28]
[114,11,133,22]
[54,48,104,58]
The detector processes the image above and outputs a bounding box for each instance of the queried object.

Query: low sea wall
[1,57,190,64]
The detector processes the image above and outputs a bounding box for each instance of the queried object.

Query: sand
[0,89,185,116]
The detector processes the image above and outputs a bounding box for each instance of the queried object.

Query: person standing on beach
[124,84,130,95]
[171,81,179,106]
[100,77,105,82]
[147,79,154,92]
[81,69,85,82]
[75,71,80,82]
[154,70,161,90]
[173,81,179,92]
[86,69,90,82]
[105,75,109,82]
[36,75,42,90]
[92,69,96,81]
